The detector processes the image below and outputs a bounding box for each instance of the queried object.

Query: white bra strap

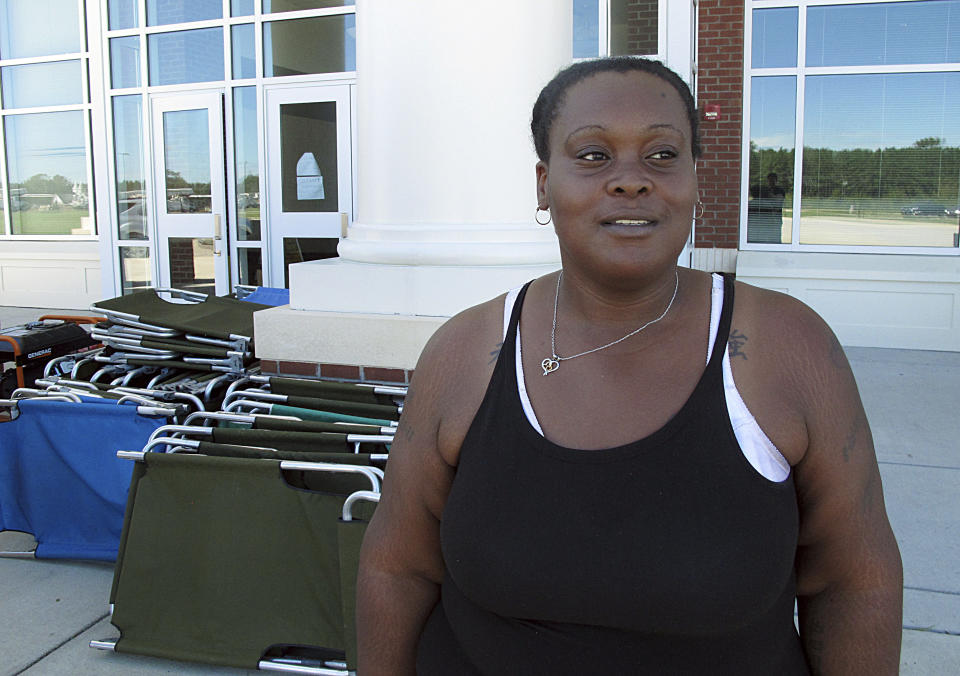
[503,287,521,341]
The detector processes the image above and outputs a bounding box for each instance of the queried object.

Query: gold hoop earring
[693,201,705,221]
[535,207,552,226]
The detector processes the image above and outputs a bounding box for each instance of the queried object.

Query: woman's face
[536,70,698,283]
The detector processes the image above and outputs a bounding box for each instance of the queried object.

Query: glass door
[150,91,229,296]
[265,85,352,287]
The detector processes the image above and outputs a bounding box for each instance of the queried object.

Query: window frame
[741,0,960,255]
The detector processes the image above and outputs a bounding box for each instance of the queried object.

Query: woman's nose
[606,162,651,196]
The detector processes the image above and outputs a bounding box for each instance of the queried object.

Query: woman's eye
[649,149,677,160]
[577,151,608,161]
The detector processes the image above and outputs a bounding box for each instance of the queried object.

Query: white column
[289,0,570,316]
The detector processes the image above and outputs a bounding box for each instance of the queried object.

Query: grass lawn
[11,208,91,235]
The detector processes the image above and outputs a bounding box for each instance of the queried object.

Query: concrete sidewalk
[0,305,957,673]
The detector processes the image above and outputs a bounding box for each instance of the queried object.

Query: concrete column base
[288,258,560,316]
[256,259,561,370]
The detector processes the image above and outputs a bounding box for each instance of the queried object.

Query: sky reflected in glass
[232,24,256,79]
[0,0,81,59]
[2,61,83,108]
[804,72,960,151]
[110,36,141,89]
[752,7,797,68]
[231,0,256,17]
[573,0,600,58]
[807,0,960,67]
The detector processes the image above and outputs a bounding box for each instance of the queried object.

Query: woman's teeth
[612,219,651,225]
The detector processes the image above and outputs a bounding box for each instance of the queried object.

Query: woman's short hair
[531,56,701,163]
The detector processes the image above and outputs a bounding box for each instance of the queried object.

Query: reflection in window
[147,0,222,27]
[148,28,224,86]
[283,238,338,287]
[573,0,600,58]
[234,87,261,240]
[113,96,147,241]
[752,8,797,68]
[263,15,356,76]
[280,102,338,213]
[169,238,215,295]
[748,77,795,244]
[231,0,256,17]
[807,0,960,67]
[1,61,83,108]
[120,246,152,294]
[264,1,355,12]
[238,247,263,286]
[109,0,138,30]
[610,0,658,56]
[801,73,960,247]
[4,111,90,235]
[0,0,82,59]
[163,109,212,214]
[110,37,141,89]
[232,24,256,80]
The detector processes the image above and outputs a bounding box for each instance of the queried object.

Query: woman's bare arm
[784,301,903,674]
[356,303,498,675]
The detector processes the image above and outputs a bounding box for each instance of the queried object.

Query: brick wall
[696,0,745,249]
[624,0,658,55]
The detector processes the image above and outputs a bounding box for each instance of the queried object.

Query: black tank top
[417,276,809,675]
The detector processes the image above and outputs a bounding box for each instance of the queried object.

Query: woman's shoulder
[731,279,838,357]
[416,292,510,378]
[407,288,518,464]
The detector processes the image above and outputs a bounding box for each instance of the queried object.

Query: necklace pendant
[541,357,560,376]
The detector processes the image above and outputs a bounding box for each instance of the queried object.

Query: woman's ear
[535,161,549,208]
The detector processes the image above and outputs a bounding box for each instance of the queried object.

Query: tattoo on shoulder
[400,423,414,444]
[488,341,503,366]
[728,329,748,360]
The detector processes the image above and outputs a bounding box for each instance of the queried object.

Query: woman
[357,57,902,675]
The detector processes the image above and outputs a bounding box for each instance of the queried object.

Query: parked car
[901,202,950,216]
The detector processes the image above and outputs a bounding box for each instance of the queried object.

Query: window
[4,112,91,235]
[746,1,960,251]
[148,28,225,86]
[573,0,661,58]
[263,15,357,76]
[0,0,94,238]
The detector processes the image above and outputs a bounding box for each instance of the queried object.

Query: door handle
[213,214,223,256]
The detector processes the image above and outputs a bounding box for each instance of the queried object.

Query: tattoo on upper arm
[400,423,414,444]
[488,341,503,366]
[728,330,748,360]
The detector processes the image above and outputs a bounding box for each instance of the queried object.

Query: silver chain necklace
[541,268,680,376]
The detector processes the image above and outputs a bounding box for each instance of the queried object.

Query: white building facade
[0,0,957,367]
